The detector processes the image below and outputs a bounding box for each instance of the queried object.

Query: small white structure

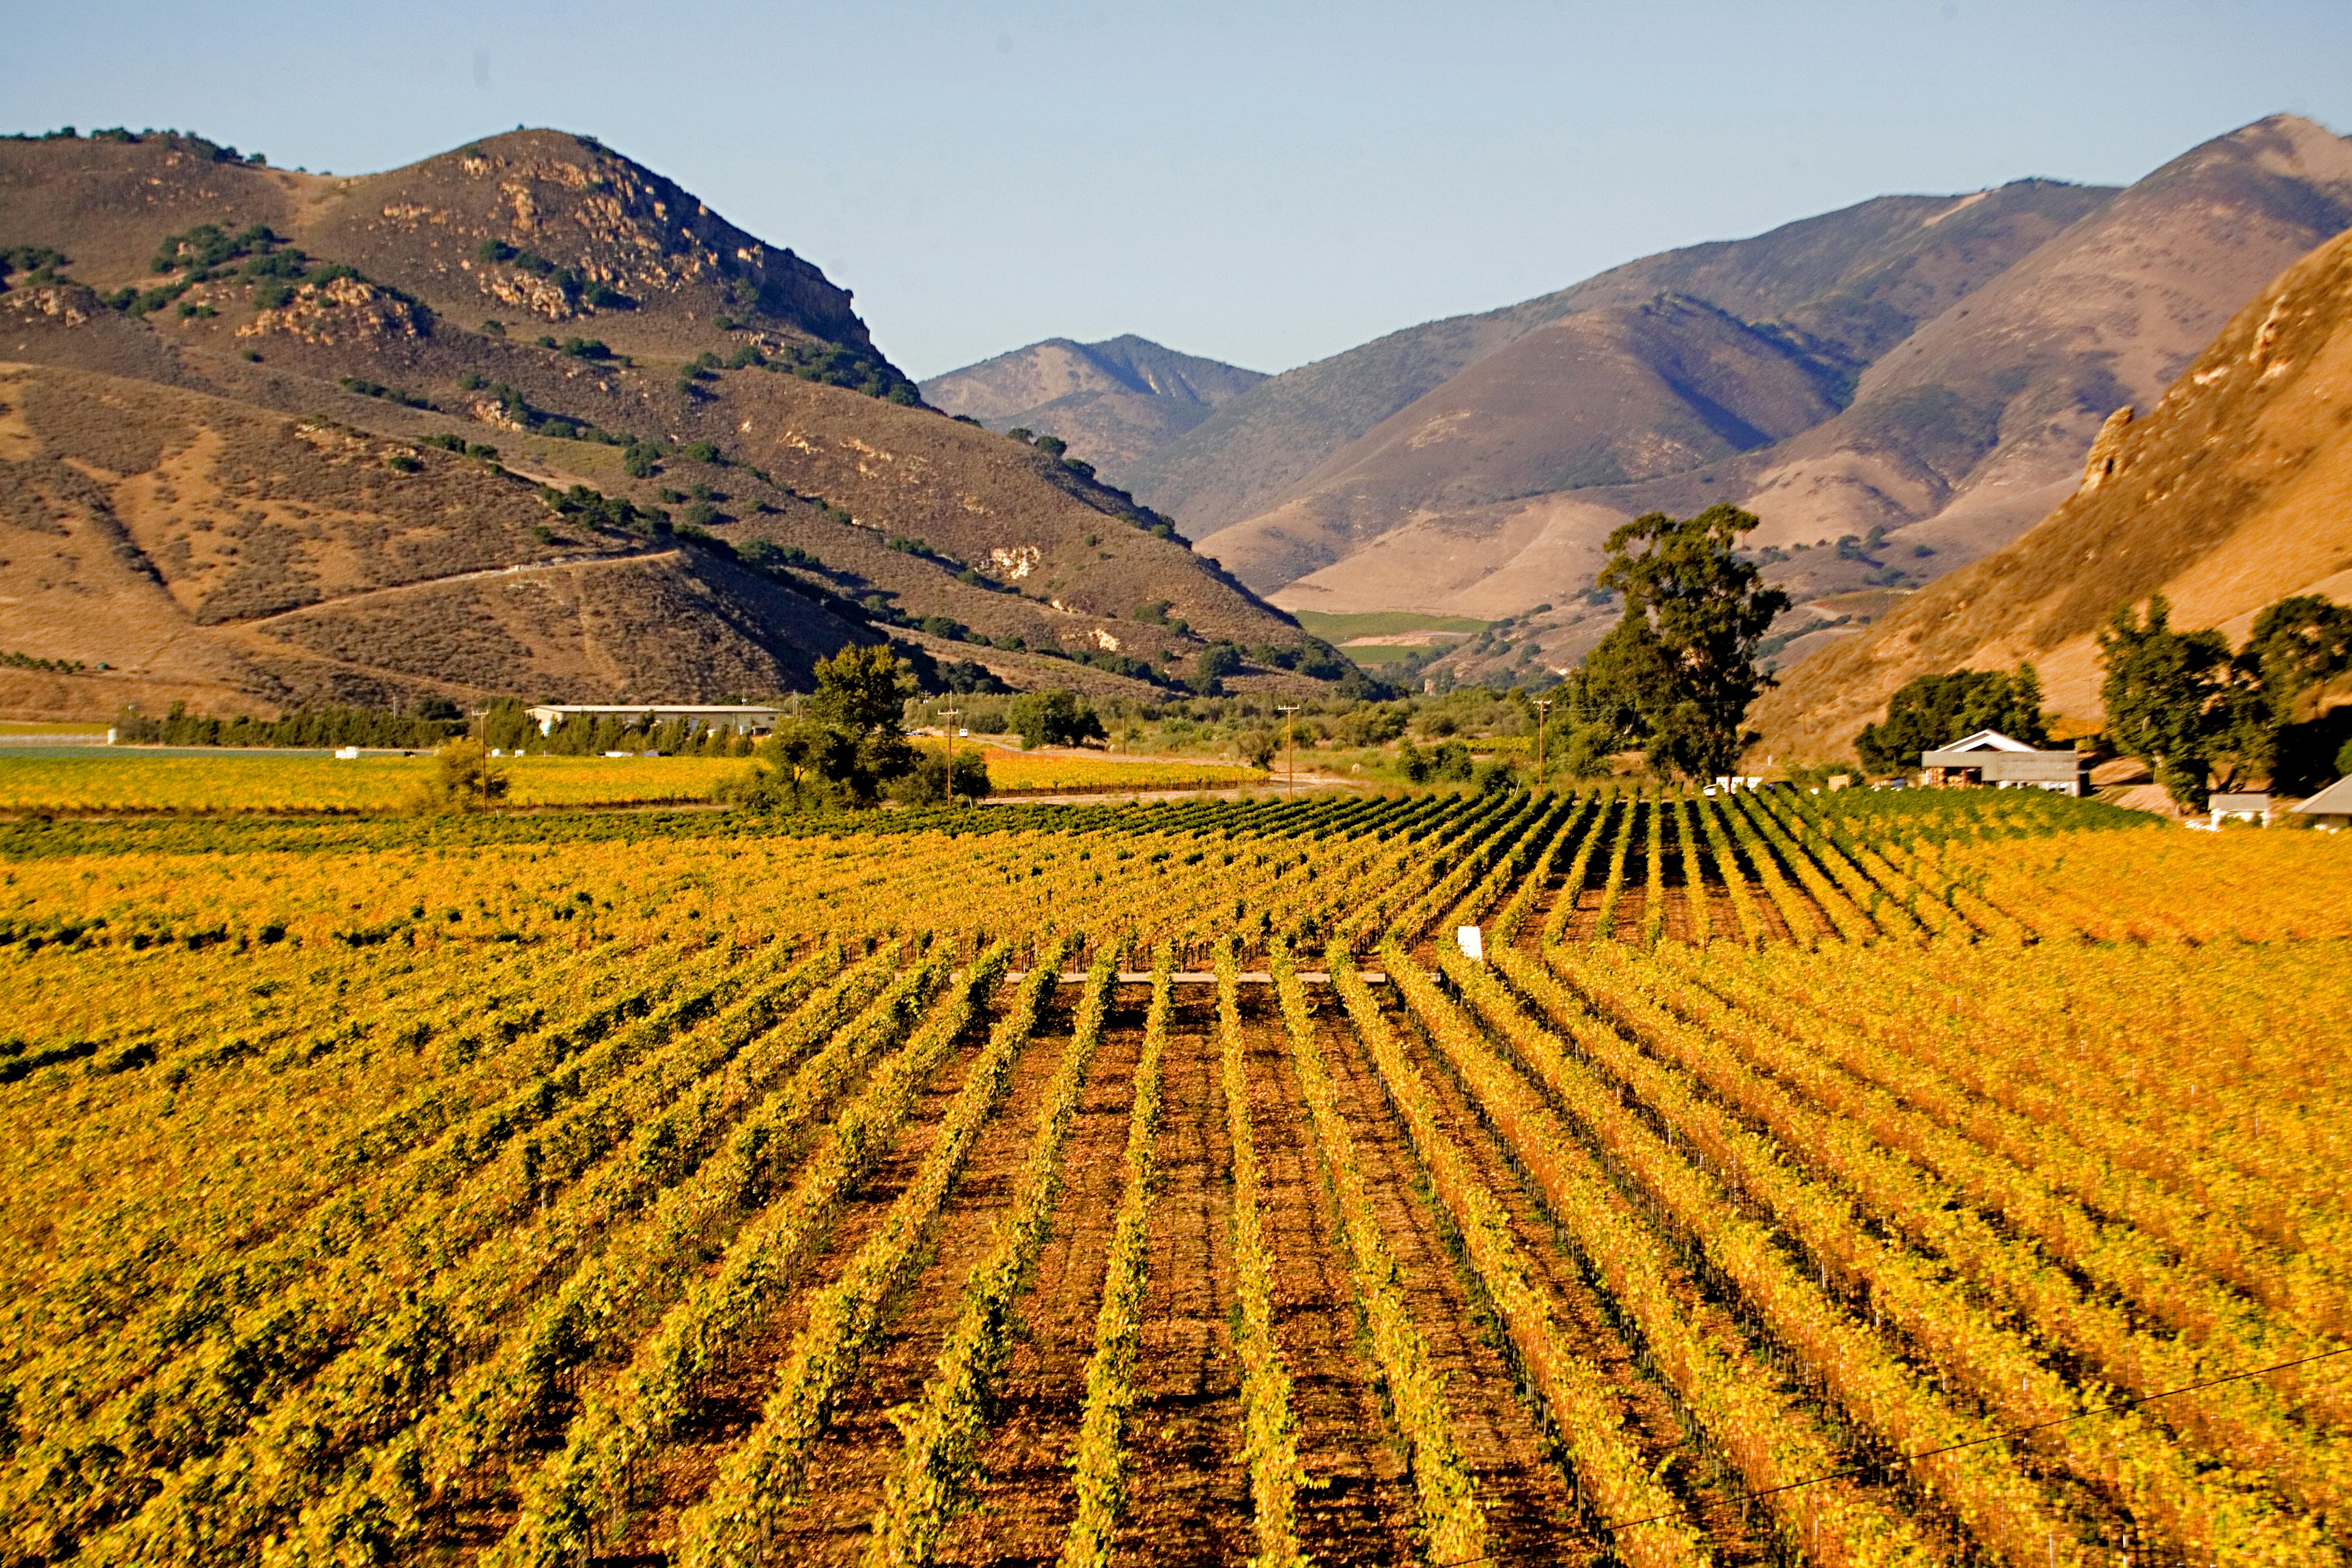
[2208,792,2272,827]
[2292,777,2352,831]
[333,745,361,760]
[1456,925,1485,963]
[1921,729,2087,796]
[526,703,780,737]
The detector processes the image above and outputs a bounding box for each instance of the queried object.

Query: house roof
[1936,728,2038,753]
[2292,776,2352,815]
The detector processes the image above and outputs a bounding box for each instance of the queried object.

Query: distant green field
[1294,609,1489,642]
[1332,643,1420,666]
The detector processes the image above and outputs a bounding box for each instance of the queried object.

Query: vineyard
[0,749,1264,813]
[1,786,2346,1567]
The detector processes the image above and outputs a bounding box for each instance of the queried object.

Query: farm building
[2208,792,2273,826]
[525,704,782,737]
[1920,729,2088,796]
[2293,776,2352,830]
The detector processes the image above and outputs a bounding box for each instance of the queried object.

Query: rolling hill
[919,335,1266,484]
[0,128,1336,717]
[1746,217,2352,762]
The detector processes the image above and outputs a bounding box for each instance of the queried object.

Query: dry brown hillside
[1132,180,2109,537]
[0,361,866,713]
[1212,295,1845,594]
[1746,221,2352,763]
[0,128,1336,714]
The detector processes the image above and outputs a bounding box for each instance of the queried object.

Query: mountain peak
[920,335,1268,480]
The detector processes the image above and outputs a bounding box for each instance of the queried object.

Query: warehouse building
[1920,729,2089,796]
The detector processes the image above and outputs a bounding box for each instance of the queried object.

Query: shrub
[1192,641,1243,697]
[889,745,992,805]
[622,442,660,478]
[408,739,510,814]
[682,440,722,464]
[384,453,422,473]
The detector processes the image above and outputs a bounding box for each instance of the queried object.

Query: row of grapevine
[262,946,947,1567]
[1669,797,1710,946]
[1490,792,1594,944]
[1267,941,1486,1566]
[861,949,1122,1566]
[1340,946,1704,1567]
[1213,943,1307,1568]
[1393,947,1936,1567]
[1055,951,1172,1568]
[1686,793,1766,947]
[486,941,1028,1568]
[1588,791,1639,941]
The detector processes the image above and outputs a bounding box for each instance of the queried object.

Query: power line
[1425,1344,2351,1566]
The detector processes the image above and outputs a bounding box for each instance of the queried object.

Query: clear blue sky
[7,1,2349,379]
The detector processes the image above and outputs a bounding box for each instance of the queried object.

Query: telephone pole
[1276,703,1300,800]
[1532,696,1553,789]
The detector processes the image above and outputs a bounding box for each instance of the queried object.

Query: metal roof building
[1920,729,2087,796]
[2292,776,2352,830]
[525,704,781,736]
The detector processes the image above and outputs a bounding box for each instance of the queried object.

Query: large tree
[2097,595,2239,810]
[1567,505,1789,779]
[753,643,919,808]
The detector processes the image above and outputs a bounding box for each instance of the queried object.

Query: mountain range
[937,115,2352,692]
[0,128,1337,719]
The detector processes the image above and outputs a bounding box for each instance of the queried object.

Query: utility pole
[938,704,962,807]
[1276,703,1300,800]
[1532,697,1553,789]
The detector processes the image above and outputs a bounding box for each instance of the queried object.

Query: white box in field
[1456,925,1483,962]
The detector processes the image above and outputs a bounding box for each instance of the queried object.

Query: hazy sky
[7,2,2350,379]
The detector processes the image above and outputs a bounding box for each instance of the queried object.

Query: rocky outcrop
[2078,405,2133,492]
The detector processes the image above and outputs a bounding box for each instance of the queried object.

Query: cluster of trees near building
[1847,594,2352,809]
